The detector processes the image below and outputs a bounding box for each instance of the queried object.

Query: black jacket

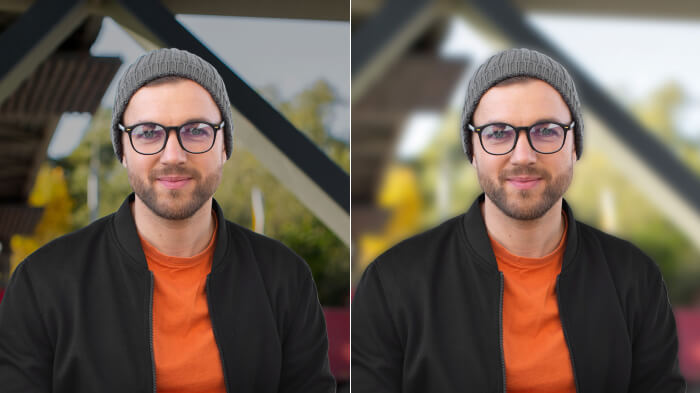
[352,195,685,392]
[0,194,335,393]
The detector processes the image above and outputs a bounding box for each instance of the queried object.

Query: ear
[221,140,227,163]
[121,145,128,168]
[470,133,479,168]
[121,132,130,168]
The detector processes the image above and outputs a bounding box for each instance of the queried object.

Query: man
[0,48,335,393]
[351,48,685,392]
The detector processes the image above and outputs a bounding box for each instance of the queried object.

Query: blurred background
[0,0,349,389]
[352,0,700,388]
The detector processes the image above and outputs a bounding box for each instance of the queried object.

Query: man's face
[121,78,226,220]
[471,78,576,220]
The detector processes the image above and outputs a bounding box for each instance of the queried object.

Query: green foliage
[278,80,349,172]
[51,80,348,305]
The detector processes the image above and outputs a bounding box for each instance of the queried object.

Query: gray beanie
[460,48,583,161]
[111,48,233,161]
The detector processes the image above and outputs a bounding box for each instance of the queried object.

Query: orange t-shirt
[489,216,575,393]
[139,216,226,393]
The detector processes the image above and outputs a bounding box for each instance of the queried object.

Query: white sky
[48,15,349,159]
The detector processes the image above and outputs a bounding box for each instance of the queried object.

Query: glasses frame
[118,121,225,155]
[468,121,575,155]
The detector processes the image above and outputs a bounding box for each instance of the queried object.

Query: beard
[127,164,221,220]
[477,164,572,221]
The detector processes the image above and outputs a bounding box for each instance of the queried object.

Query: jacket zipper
[148,272,157,393]
[206,276,232,393]
[555,276,580,393]
[498,272,506,393]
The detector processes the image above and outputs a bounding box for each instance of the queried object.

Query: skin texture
[121,78,226,257]
[471,78,577,258]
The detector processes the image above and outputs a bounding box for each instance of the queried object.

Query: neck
[132,196,215,258]
[482,196,565,258]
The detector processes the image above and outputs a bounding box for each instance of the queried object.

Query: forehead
[123,78,220,125]
[472,78,571,125]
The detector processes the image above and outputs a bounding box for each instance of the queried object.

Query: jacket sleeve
[0,262,53,392]
[278,264,336,393]
[351,262,403,392]
[628,267,686,393]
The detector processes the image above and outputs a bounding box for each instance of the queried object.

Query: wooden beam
[352,0,440,102]
[0,0,88,105]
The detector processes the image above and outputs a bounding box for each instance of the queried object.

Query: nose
[159,128,187,165]
[509,129,537,165]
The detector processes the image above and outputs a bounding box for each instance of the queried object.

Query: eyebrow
[128,118,222,126]
[477,117,572,125]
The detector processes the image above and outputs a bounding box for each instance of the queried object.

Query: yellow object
[358,165,423,270]
[10,165,74,274]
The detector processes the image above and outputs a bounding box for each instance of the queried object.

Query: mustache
[148,166,200,182]
[498,166,551,182]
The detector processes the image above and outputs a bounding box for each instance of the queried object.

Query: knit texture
[111,48,233,161]
[460,48,583,161]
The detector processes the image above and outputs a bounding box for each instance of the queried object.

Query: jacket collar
[462,193,579,274]
[113,193,229,272]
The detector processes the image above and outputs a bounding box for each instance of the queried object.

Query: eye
[482,125,515,141]
[534,123,563,137]
[132,124,165,141]
[180,123,214,139]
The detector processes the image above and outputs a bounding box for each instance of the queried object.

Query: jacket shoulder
[16,213,116,277]
[224,220,311,277]
[369,214,465,278]
[576,220,663,283]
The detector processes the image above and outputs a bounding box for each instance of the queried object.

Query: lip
[506,176,541,190]
[157,176,191,190]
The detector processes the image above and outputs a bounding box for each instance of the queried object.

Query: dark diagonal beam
[0,0,88,105]
[351,0,437,101]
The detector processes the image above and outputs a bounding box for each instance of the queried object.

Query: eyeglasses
[468,121,574,155]
[118,121,224,155]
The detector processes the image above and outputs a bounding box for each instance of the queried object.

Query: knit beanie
[111,48,234,161]
[460,48,583,161]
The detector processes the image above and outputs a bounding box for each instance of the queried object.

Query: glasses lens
[179,123,216,153]
[481,124,516,154]
[130,124,166,154]
[529,123,565,153]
